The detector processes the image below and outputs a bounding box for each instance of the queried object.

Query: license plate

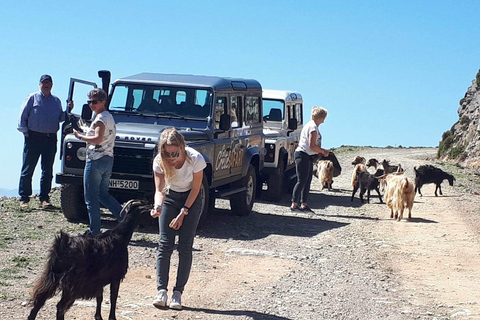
[109,179,139,190]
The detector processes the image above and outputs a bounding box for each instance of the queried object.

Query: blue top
[17,91,65,134]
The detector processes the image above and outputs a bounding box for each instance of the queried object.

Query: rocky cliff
[438,70,480,169]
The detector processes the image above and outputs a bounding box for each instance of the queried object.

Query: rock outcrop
[438,70,480,169]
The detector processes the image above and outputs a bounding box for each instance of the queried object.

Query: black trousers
[291,151,315,204]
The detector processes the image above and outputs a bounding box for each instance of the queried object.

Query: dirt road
[2,147,480,320]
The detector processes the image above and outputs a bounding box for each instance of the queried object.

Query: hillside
[438,69,480,169]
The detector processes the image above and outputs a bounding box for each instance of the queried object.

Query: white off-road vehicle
[261,90,303,201]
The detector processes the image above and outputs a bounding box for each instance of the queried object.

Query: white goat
[384,174,415,221]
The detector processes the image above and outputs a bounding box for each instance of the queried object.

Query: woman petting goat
[291,106,330,213]
[151,128,206,310]
[73,88,123,235]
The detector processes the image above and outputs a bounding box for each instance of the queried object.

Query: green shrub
[448,144,465,159]
[460,116,470,125]
[438,135,454,157]
[476,69,480,89]
[441,130,452,141]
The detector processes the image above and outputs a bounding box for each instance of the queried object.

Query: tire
[230,164,256,216]
[60,184,88,222]
[265,156,285,202]
[197,175,210,228]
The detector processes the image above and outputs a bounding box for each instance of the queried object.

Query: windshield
[109,84,213,119]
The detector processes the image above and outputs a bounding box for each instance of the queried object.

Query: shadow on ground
[182,306,293,320]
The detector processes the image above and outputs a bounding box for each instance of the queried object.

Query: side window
[244,96,260,125]
[230,96,242,128]
[295,103,303,125]
[215,97,227,129]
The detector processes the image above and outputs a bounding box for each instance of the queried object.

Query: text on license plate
[109,179,139,190]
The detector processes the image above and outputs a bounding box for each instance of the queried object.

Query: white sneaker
[153,289,168,307]
[169,290,182,310]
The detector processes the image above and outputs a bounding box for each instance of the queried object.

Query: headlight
[76,147,86,161]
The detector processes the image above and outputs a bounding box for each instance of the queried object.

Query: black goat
[27,199,149,320]
[414,165,455,196]
[351,168,384,204]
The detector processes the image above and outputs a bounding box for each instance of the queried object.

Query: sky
[0,0,479,192]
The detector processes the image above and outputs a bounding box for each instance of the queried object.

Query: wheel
[230,164,256,216]
[197,175,210,228]
[60,184,88,222]
[265,156,285,202]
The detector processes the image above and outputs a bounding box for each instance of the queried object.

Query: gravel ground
[1,146,480,320]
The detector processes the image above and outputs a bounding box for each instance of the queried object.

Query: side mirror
[288,118,298,131]
[81,103,92,121]
[219,114,231,131]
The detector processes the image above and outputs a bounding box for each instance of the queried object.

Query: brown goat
[384,174,415,221]
[351,156,367,188]
[317,160,334,190]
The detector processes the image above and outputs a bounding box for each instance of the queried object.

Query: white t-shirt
[152,146,207,192]
[85,111,116,161]
[295,119,321,156]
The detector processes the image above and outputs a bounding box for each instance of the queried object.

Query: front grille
[113,147,154,175]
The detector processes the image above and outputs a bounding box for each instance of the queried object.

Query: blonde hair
[155,128,191,191]
[311,106,328,121]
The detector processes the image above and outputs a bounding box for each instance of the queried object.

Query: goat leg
[417,186,423,197]
[94,289,104,320]
[108,280,121,320]
[28,299,45,320]
[375,187,383,203]
[397,208,404,221]
[351,186,359,202]
[56,292,75,320]
[359,188,366,203]
[28,291,51,320]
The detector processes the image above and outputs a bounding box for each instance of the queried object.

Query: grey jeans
[156,189,202,293]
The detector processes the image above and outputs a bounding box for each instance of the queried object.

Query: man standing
[17,75,72,208]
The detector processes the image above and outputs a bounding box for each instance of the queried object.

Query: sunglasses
[162,150,180,158]
[87,100,102,105]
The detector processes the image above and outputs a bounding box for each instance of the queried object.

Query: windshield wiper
[111,109,150,117]
[155,112,186,119]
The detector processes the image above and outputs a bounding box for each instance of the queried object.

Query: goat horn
[119,199,138,218]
